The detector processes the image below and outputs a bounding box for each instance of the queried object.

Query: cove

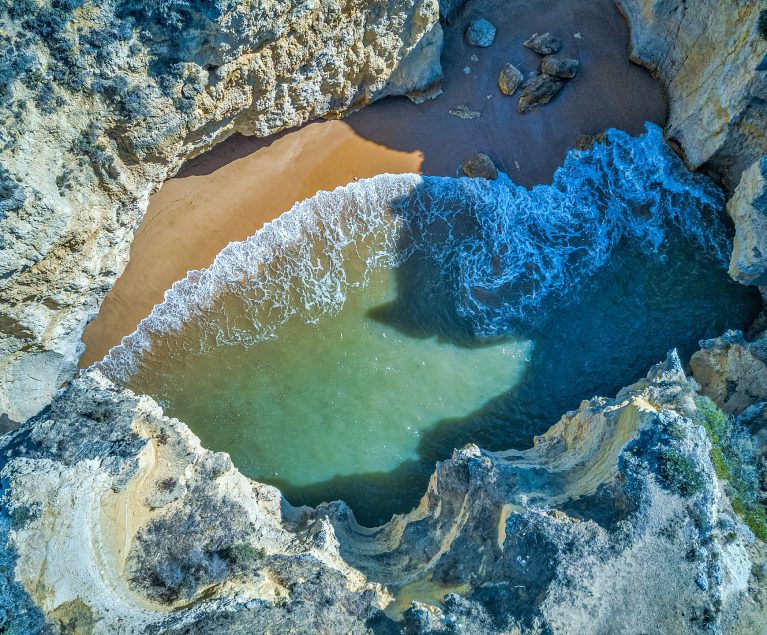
[98,125,761,526]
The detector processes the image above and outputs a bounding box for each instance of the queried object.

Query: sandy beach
[346,0,665,185]
[81,0,665,367]
[79,122,422,367]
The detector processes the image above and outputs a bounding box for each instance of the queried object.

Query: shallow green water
[132,265,532,486]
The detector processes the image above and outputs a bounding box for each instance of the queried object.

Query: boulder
[498,63,524,96]
[541,56,579,78]
[523,32,562,55]
[465,19,496,47]
[462,153,498,179]
[517,74,565,113]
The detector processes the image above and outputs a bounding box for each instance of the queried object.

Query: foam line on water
[94,123,728,382]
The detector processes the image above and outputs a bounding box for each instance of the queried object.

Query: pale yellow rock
[618,0,767,190]
[728,156,767,286]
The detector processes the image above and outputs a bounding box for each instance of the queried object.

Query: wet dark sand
[346,0,666,186]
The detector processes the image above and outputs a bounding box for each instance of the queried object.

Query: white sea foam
[95,123,728,382]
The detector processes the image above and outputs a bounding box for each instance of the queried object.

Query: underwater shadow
[280,177,761,528]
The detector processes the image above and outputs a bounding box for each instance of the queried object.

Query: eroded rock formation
[2,354,764,633]
[617,0,767,191]
[0,0,443,424]
[728,156,767,286]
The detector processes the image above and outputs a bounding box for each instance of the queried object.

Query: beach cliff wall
[617,0,767,287]
[618,0,766,191]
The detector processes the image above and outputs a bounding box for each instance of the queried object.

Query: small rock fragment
[407,84,444,104]
[463,153,498,179]
[449,105,482,119]
[517,74,564,113]
[498,63,524,96]
[465,19,496,47]
[523,32,562,55]
[541,56,579,78]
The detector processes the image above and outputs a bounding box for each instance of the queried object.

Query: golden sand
[79,120,422,367]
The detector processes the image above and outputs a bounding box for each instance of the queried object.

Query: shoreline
[79,121,422,367]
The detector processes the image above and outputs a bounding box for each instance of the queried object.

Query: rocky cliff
[0,0,443,424]
[617,0,767,191]
[2,354,764,633]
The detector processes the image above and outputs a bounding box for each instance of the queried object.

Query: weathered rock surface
[464,19,496,48]
[462,153,498,179]
[690,330,767,416]
[497,63,524,96]
[0,0,444,424]
[1,354,764,633]
[523,32,563,56]
[728,156,767,286]
[617,0,767,191]
[541,56,579,79]
[517,73,565,113]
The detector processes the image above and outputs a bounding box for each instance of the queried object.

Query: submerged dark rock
[462,153,498,179]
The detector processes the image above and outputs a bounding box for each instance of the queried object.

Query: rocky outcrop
[690,330,767,416]
[0,0,443,424]
[729,156,767,286]
[2,353,764,633]
[617,0,767,191]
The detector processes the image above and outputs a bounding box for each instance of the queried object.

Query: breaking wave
[95,123,728,381]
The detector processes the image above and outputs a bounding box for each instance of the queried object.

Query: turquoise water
[100,125,761,526]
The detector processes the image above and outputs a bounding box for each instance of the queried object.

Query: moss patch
[658,448,705,497]
[696,397,767,541]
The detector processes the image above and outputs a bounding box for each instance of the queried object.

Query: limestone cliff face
[1,354,763,633]
[617,0,767,191]
[728,156,767,286]
[0,0,443,424]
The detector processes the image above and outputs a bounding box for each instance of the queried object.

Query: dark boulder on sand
[523,32,562,55]
[541,56,579,78]
[465,19,496,47]
[498,63,524,96]
[517,74,565,113]
[462,153,498,179]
